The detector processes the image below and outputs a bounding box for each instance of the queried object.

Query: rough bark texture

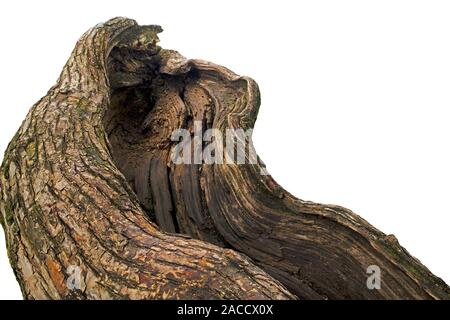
[0,18,449,300]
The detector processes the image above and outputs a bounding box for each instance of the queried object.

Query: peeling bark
[0,18,449,300]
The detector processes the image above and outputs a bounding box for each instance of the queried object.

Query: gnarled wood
[0,17,449,300]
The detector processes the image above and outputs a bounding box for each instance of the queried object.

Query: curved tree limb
[0,18,448,300]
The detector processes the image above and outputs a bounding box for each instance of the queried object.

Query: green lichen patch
[3,202,14,226]
[26,141,37,159]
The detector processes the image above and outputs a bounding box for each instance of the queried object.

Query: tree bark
[0,17,448,300]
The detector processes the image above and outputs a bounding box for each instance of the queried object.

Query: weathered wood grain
[0,17,448,300]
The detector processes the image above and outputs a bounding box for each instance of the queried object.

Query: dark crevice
[167,167,181,234]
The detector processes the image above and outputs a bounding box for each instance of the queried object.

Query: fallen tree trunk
[0,17,448,300]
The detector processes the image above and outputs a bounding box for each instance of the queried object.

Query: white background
[1,0,449,299]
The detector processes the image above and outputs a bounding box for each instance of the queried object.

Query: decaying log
[0,17,448,300]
